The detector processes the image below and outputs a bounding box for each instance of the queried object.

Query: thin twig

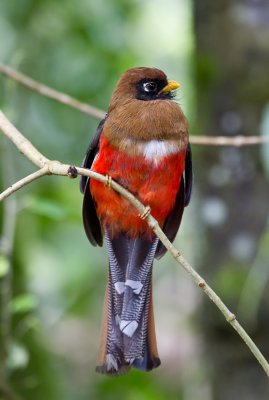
[0,63,106,120]
[0,110,269,378]
[0,63,268,147]
[190,135,269,146]
[0,111,49,168]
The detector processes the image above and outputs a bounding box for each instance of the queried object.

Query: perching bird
[80,67,192,375]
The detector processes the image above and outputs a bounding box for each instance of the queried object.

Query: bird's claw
[139,206,151,220]
[105,174,112,189]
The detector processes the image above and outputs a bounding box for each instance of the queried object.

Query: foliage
[0,1,193,399]
[1,0,269,399]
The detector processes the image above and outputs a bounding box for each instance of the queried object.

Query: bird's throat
[104,97,189,148]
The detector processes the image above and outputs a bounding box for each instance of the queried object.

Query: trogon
[80,67,192,375]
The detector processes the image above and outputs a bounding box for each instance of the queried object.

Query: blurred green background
[1,0,269,399]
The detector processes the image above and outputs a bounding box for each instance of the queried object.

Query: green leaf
[11,294,38,314]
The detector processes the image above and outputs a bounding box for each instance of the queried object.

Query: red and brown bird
[80,67,192,375]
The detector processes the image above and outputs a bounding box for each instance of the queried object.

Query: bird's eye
[143,82,157,92]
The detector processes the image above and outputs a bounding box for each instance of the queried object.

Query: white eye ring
[143,82,157,92]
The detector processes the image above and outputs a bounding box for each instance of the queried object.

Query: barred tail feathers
[96,234,160,375]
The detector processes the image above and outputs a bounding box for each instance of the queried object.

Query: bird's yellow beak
[159,80,180,94]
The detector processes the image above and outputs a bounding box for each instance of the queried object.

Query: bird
[80,67,192,375]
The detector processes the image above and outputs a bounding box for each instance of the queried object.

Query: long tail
[96,234,161,375]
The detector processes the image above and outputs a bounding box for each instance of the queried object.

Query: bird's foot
[139,206,151,220]
[105,174,112,189]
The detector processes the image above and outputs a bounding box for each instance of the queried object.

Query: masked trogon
[80,67,193,375]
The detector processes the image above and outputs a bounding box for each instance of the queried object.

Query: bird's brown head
[109,67,180,111]
[105,67,188,146]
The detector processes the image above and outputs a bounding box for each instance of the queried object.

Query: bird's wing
[81,116,107,246]
[155,143,193,259]
[184,143,193,206]
[80,116,107,193]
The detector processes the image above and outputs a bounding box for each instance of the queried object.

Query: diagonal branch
[0,111,49,168]
[1,63,269,146]
[0,63,105,120]
[191,134,269,146]
[0,110,269,378]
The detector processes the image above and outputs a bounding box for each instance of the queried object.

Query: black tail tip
[96,355,161,376]
[132,356,161,371]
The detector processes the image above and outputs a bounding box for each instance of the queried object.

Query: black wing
[184,143,193,206]
[155,143,193,259]
[81,116,107,246]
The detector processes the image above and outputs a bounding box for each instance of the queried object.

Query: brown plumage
[81,67,193,374]
[105,67,188,151]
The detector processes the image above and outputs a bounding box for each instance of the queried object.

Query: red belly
[90,136,186,238]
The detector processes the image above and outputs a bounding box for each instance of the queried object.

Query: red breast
[90,135,186,238]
